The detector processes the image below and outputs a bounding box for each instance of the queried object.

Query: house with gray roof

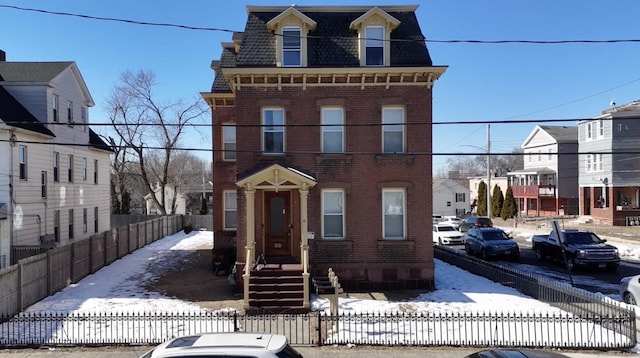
[508,125,579,216]
[578,100,640,225]
[202,5,447,312]
[0,50,112,268]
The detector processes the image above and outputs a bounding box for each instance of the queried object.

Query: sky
[2,1,640,173]
[2,227,640,351]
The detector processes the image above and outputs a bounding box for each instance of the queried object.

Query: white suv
[139,332,303,358]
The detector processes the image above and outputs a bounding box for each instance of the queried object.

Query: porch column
[243,187,256,306]
[299,185,310,308]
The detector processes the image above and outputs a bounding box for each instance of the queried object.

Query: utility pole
[487,124,491,219]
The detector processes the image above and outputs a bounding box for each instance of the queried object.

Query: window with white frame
[282,27,302,67]
[53,152,59,182]
[81,106,87,132]
[322,189,344,239]
[222,125,236,160]
[52,94,59,122]
[223,190,237,230]
[382,189,405,240]
[586,122,593,140]
[19,145,27,180]
[82,157,87,181]
[365,26,384,66]
[598,119,604,138]
[321,108,344,153]
[456,193,466,202]
[585,154,593,172]
[262,108,285,154]
[595,153,603,172]
[382,107,404,153]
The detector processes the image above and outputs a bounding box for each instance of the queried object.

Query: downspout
[8,131,16,250]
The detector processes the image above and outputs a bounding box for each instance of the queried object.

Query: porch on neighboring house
[509,169,567,216]
[581,185,640,226]
[234,164,317,313]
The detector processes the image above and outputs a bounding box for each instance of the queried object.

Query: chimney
[0,50,5,61]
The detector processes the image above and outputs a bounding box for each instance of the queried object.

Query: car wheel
[438,237,443,245]
[480,248,489,260]
[624,292,637,305]
[510,253,520,262]
[465,243,472,255]
[535,248,544,261]
[566,257,576,271]
[606,263,619,272]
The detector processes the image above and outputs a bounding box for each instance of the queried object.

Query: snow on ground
[26,226,640,315]
[12,228,640,350]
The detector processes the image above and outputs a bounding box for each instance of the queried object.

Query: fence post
[316,311,322,346]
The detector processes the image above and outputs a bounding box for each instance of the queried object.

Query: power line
[2,4,640,45]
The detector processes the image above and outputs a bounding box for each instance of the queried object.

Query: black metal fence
[0,309,635,349]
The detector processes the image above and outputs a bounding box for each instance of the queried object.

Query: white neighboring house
[144,184,187,215]
[433,179,470,217]
[468,176,509,214]
[0,52,112,268]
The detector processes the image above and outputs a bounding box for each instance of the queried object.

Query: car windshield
[482,231,510,241]
[437,226,456,232]
[564,232,602,245]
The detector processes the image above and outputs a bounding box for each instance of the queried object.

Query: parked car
[620,275,640,305]
[433,224,465,245]
[465,348,570,357]
[531,229,619,272]
[139,333,303,358]
[458,216,493,233]
[432,214,444,224]
[441,216,463,229]
[464,227,520,261]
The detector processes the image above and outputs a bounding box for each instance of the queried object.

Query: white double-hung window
[223,190,237,230]
[365,26,384,66]
[321,108,344,153]
[282,27,302,67]
[383,189,405,240]
[222,125,236,160]
[262,108,285,154]
[382,107,404,153]
[322,190,344,239]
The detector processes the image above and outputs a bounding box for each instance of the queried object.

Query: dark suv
[459,216,493,233]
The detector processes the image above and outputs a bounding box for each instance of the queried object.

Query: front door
[264,191,291,256]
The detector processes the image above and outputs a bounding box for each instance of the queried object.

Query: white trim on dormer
[349,7,401,67]
[267,6,317,67]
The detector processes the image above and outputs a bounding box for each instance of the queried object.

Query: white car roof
[147,333,289,357]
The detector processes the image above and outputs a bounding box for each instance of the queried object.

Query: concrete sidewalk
[0,346,636,358]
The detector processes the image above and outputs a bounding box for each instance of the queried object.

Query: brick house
[202,5,446,310]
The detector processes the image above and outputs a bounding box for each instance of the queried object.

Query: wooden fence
[0,216,182,319]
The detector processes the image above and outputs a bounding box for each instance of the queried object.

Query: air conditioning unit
[40,234,56,248]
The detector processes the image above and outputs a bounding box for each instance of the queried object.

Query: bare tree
[107,70,208,215]
[436,147,524,180]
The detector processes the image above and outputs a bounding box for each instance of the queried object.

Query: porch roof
[508,167,555,176]
[236,163,316,190]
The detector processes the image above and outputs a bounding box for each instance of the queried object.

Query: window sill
[315,154,353,165]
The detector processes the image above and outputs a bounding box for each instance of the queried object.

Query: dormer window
[282,27,302,67]
[365,26,384,66]
[350,7,401,67]
[267,7,317,67]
